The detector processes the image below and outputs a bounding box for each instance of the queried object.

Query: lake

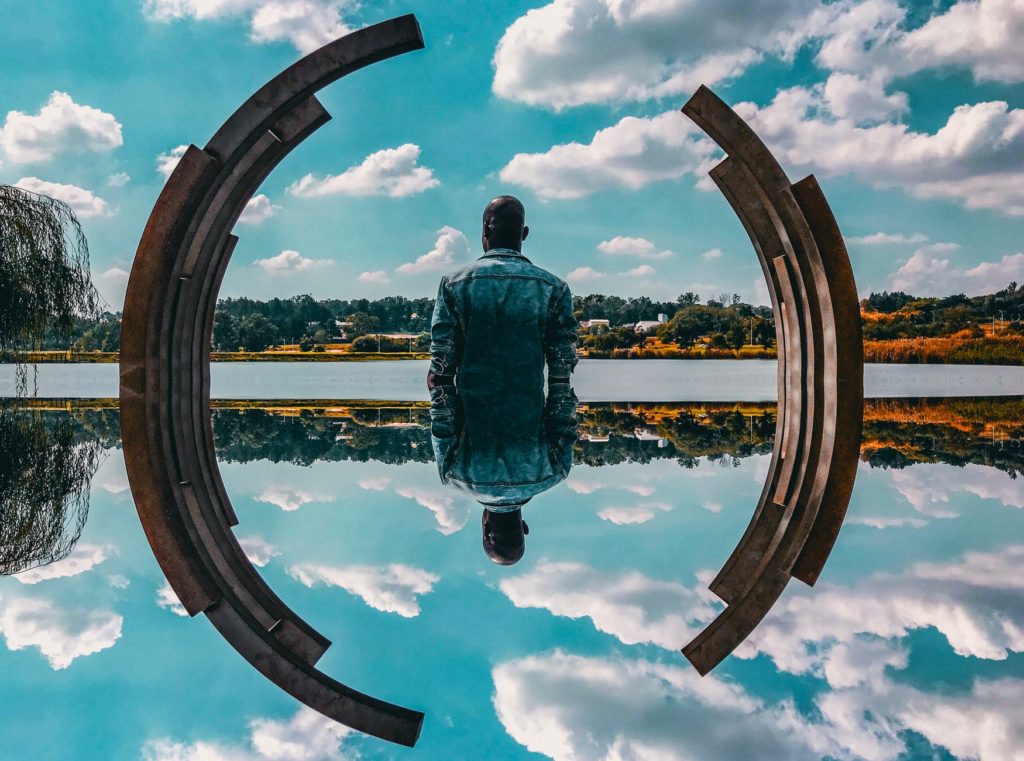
[1,370,1023,760]
[2,359,1023,400]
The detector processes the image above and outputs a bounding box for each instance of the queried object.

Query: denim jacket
[429,248,578,389]
[430,382,579,508]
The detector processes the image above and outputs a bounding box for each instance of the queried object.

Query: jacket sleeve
[429,276,463,377]
[545,282,578,378]
[544,383,579,478]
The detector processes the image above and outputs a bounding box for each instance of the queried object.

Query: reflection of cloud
[395,486,469,535]
[501,562,715,649]
[288,563,438,618]
[493,651,828,761]
[156,581,188,617]
[889,463,1024,518]
[143,706,353,761]
[597,502,671,525]
[567,479,654,496]
[238,536,279,567]
[357,476,391,491]
[847,515,927,529]
[254,486,331,512]
[0,596,122,669]
[14,543,111,584]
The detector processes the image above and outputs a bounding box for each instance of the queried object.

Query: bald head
[482,195,529,252]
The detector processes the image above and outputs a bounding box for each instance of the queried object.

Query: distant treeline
[37,281,1024,362]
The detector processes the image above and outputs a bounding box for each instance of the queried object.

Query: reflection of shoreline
[10,397,1022,473]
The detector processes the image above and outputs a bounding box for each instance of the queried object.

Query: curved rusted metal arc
[120,15,425,746]
[679,86,863,675]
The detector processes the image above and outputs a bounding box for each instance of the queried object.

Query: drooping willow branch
[0,185,102,368]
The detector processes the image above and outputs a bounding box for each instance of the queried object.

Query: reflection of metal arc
[118,16,425,746]
[680,86,864,675]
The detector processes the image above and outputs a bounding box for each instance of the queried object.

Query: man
[427,195,579,564]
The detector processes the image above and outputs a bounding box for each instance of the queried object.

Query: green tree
[348,312,381,338]
[236,313,279,351]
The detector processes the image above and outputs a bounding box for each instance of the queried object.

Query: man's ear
[521,225,530,242]
[522,521,530,535]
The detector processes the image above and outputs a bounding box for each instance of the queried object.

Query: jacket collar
[481,247,531,263]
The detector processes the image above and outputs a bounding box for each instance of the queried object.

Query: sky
[2,0,1024,309]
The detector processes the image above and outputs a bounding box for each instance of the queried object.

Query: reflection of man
[430,382,578,564]
[426,195,579,564]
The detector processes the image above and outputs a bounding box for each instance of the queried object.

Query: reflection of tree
[0,406,103,576]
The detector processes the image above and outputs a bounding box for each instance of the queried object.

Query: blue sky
[1,0,1023,309]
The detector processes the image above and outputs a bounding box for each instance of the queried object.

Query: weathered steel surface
[119,15,425,746]
[680,85,864,676]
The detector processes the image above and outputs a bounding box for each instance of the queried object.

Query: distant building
[579,319,610,331]
[634,314,667,334]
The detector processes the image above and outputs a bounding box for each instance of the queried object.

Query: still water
[1,386,1023,759]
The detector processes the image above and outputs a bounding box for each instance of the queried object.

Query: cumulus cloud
[143,0,354,55]
[13,177,111,218]
[0,91,122,164]
[846,231,928,245]
[238,536,279,567]
[492,0,817,109]
[254,485,331,511]
[395,485,469,534]
[288,563,438,617]
[889,244,1024,297]
[0,595,122,669]
[254,250,334,275]
[357,270,391,285]
[565,267,606,283]
[237,194,280,225]
[493,651,830,761]
[107,172,130,187]
[500,562,716,649]
[597,502,671,525]
[888,463,1024,517]
[156,581,188,616]
[357,476,391,491]
[14,544,111,584]
[701,247,724,261]
[596,236,672,259]
[395,226,469,276]
[143,706,354,761]
[288,144,438,198]
[156,144,188,179]
[500,111,714,200]
[624,264,654,277]
[96,267,130,308]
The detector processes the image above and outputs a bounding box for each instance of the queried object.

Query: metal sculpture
[119,15,425,746]
[679,86,864,675]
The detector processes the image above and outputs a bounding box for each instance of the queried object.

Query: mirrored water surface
[2,388,1023,760]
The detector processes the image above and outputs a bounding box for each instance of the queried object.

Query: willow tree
[0,185,104,575]
[0,184,101,390]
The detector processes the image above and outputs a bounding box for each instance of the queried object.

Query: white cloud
[96,267,130,308]
[492,0,816,109]
[597,502,671,525]
[395,485,469,535]
[14,544,111,584]
[846,231,928,245]
[889,463,1024,517]
[238,536,279,567]
[254,485,331,511]
[156,144,188,179]
[288,144,438,198]
[237,193,280,225]
[254,250,334,275]
[395,226,469,276]
[500,111,714,200]
[624,264,655,277]
[14,177,111,218]
[144,0,354,55]
[156,581,188,616]
[107,172,130,187]
[288,563,438,617]
[357,270,391,285]
[500,561,716,649]
[701,247,724,261]
[0,595,122,669]
[493,651,829,761]
[702,501,723,513]
[143,706,354,761]
[739,87,1024,216]
[108,575,131,589]
[890,245,1024,296]
[357,476,391,491]
[0,91,122,164]
[565,267,606,283]
[596,236,672,259]
[822,71,908,123]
